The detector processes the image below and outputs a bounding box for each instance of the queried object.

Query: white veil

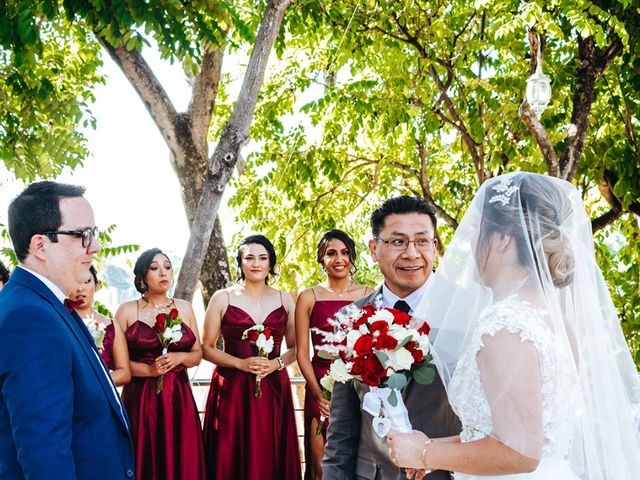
[416,172,640,478]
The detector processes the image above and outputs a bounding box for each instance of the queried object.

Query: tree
[0,0,293,303]
[230,0,640,362]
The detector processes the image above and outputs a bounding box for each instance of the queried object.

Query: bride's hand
[387,429,429,469]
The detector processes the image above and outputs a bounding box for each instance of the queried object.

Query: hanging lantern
[525,42,551,119]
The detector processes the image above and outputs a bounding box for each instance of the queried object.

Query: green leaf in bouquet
[413,364,435,385]
[387,372,408,391]
[395,335,413,351]
[374,350,389,365]
[317,350,337,361]
[388,389,398,407]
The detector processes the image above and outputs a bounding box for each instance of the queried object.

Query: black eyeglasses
[375,236,436,251]
[41,227,99,249]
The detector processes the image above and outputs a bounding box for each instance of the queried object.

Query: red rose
[417,322,431,336]
[405,340,417,352]
[263,328,272,339]
[247,330,260,342]
[362,371,382,386]
[410,348,424,364]
[369,320,389,334]
[154,314,167,331]
[353,315,367,328]
[353,335,374,356]
[376,333,398,350]
[390,308,411,326]
[363,354,384,374]
[169,308,179,320]
[351,356,365,375]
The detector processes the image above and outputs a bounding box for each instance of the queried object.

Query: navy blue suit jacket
[0,267,134,479]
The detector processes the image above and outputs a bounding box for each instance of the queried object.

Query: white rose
[369,309,394,324]
[320,375,335,392]
[256,334,274,354]
[329,358,353,382]
[416,334,430,354]
[387,348,414,372]
[389,326,412,343]
[358,324,370,335]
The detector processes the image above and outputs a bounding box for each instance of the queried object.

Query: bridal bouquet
[153,308,183,394]
[242,324,274,398]
[317,304,434,437]
[84,313,107,351]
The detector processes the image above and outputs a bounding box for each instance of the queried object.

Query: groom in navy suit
[0,181,134,479]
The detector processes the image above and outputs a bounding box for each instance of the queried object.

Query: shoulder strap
[136,299,140,322]
[312,287,317,300]
[225,290,231,307]
[279,290,283,306]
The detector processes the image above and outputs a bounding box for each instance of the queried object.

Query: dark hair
[236,235,277,285]
[89,265,99,286]
[133,248,171,294]
[0,260,9,284]
[316,229,358,274]
[479,174,575,288]
[370,196,437,237]
[8,181,86,262]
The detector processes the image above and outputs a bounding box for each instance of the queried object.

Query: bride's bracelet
[422,438,434,474]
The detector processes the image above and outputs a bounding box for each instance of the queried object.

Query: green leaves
[413,363,436,385]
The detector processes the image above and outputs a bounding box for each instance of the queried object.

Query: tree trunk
[175,0,292,301]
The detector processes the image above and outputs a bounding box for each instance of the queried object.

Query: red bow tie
[64,298,84,313]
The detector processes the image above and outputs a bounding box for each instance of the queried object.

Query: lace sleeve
[469,297,553,460]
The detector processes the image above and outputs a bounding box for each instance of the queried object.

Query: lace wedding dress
[448,296,581,480]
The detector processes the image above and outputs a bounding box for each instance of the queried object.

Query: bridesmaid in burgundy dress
[70,265,130,386]
[202,234,301,480]
[294,230,373,480]
[115,248,206,480]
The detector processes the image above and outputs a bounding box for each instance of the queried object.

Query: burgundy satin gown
[303,300,350,479]
[203,304,301,480]
[100,321,115,368]
[122,321,206,480]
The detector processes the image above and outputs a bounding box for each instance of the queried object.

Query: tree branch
[188,47,225,155]
[561,35,622,180]
[519,102,559,176]
[175,0,292,300]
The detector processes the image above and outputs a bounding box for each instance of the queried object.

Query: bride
[388,172,640,479]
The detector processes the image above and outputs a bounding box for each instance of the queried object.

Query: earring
[140,281,147,292]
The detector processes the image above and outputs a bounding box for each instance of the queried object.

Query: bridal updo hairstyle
[316,229,358,274]
[480,174,575,288]
[134,248,171,294]
[236,235,277,285]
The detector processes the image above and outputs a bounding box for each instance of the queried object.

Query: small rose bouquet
[242,324,274,398]
[84,313,107,352]
[153,308,183,394]
[315,374,335,436]
[317,303,434,437]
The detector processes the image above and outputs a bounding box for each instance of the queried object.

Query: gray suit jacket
[322,287,460,480]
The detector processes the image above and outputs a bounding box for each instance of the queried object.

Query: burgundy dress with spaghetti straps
[303,295,351,478]
[203,292,301,480]
[121,302,206,480]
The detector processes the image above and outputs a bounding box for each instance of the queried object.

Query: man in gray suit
[322,196,460,480]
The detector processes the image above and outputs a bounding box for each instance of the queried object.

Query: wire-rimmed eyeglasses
[375,236,436,251]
